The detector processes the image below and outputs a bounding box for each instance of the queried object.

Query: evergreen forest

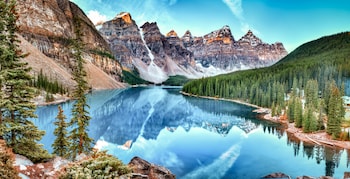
[183,32,350,138]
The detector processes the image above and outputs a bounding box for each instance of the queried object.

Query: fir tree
[67,18,93,160]
[52,106,70,157]
[327,82,342,138]
[305,80,319,108]
[294,98,303,128]
[303,106,317,133]
[271,102,276,117]
[287,96,296,123]
[303,107,311,133]
[0,0,50,162]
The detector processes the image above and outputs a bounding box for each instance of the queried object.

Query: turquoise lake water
[33,86,350,178]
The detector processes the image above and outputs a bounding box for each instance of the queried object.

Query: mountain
[183,27,287,73]
[182,32,350,104]
[16,0,124,90]
[99,12,288,84]
[99,13,200,83]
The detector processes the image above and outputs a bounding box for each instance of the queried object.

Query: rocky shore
[12,150,175,179]
[180,91,350,150]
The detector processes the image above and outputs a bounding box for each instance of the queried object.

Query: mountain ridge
[182,31,350,99]
[16,0,125,90]
[99,12,288,84]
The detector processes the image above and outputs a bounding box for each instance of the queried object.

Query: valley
[0,0,350,178]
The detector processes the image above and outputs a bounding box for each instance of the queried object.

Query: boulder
[262,172,290,178]
[128,156,176,179]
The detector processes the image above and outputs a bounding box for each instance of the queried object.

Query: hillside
[183,32,350,105]
[16,0,125,90]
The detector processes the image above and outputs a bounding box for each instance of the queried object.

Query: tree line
[183,32,350,139]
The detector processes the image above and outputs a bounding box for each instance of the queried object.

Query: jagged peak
[183,30,192,36]
[114,12,132,24]
[140,22,161,33]
[241,30,258,39]
[238,30,262,46]
[222,25,231,30]
[203,25,234,44]
[166,30,178,37]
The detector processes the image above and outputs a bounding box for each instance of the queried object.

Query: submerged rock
[296,176,334,179]
[262,172,290,178]
[128,156,176,179]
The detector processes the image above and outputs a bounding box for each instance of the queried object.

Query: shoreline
[180,91,350,150]
[179,91,262,109]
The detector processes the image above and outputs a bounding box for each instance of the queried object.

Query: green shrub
[0,140,20,179]
[59,151,131,179]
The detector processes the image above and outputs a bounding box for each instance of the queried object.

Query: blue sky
[70,0,350,52]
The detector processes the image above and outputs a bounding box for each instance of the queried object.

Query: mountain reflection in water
[33,86,350,178]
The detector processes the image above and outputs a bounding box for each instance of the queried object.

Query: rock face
[100,13,199,83]
[184,27,288,70]
[99,12,150,69]
[99,12,288,83]
[141,22,197,72]
[127,157,176,179]
[16,0,124,89]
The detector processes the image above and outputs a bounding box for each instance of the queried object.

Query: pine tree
[0,0,8,135]
[327,82,342,138]
[271,102,276,117]
[52,106,70,157]
[303,107,311,133]
[294,98,303,128]
[288,96,296,123]
[67,18,93,160]
[305,80,319,108]
[303,106,317,133]
[0,0,50,163]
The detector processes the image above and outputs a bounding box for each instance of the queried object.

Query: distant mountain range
[99,12,288,83]
[16,0,287,87]
[182,31,350,100]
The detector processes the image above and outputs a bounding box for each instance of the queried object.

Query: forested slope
[183,32,350,107]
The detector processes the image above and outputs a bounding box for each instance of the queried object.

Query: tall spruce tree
[0,0,50,162]
[305,80,319,108]
[294,98,303,128]
[326,82,342,138]
[287,96,296,123]
[52,106,70,157]
[0,0,8,135]
[67,18,93,160]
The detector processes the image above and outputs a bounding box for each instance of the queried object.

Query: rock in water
[128,156,176,179]
[262,172,290,178]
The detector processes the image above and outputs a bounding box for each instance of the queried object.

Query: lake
[33,86,350,178]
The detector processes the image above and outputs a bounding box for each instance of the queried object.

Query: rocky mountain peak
[114,12,132,24]
[238,30,262,46]
[140,22,161,35]
[166,30,178,38]
[203,25,234,44]
[181,30,193,47]
[183,30,192,38]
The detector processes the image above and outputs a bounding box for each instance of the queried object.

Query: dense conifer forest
[183,32,350,138]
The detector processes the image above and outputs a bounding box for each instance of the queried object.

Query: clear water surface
[32,86,350,179]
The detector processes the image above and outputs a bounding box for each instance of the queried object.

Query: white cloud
[222,0,243,20]
[87,10,107,26]
[223,0,259,34]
